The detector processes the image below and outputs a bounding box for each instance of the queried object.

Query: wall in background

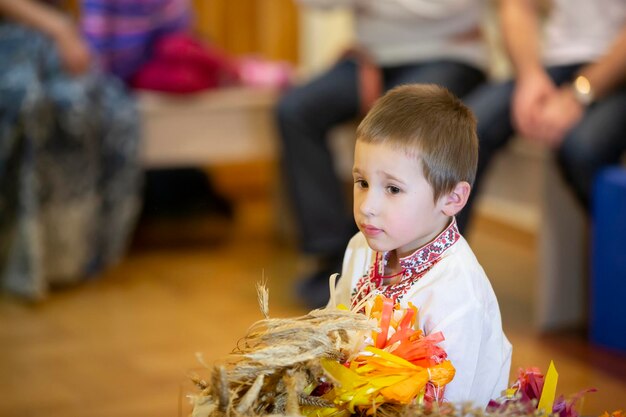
[192,0,299,64]
[297,6,353,77]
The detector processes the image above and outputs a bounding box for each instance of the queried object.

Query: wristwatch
[571,75,594,106]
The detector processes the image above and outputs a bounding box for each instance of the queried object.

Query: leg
[0,25,61,297]
[93,75,142,268]
[556,86,626,208]
[276,59,360,257]
[43,62,140,280]
[276,59,362,308]
[456,80,517,233]
[384,60,486,98]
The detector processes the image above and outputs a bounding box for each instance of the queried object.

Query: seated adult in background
[457,0,626,232]
[276,0,490,308]
[0,0,141,299]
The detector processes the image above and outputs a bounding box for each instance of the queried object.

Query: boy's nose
[359,192,378,217]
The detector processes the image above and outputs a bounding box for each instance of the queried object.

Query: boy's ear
[441,181,471,217]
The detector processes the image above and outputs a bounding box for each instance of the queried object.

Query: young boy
[332,84,512,407]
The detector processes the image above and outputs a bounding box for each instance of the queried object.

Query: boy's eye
[355,179,368,189]
[387,185,401,194]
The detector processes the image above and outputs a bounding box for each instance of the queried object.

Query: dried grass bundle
[189,283,375,417]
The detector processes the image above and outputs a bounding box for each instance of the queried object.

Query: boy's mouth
[361,224,383,237]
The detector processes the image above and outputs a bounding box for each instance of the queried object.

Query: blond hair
[356,84,478,201]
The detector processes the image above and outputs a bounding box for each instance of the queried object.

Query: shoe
[141,168,233,219]
[294,257,343,309]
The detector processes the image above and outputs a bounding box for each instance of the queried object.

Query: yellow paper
[537,361,559,416]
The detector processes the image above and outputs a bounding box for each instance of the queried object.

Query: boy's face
[352,141,451,258]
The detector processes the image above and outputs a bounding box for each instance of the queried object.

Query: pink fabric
[237,56,294,89]
[130,33,240,93]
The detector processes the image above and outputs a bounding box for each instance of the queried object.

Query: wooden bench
[138,87,280,168]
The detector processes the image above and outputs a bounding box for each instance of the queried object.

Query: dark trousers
[457,64,626,232]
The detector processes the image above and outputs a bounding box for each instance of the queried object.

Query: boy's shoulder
[441,235,484,271]
[404,235,487,292]
[423,235,495,302]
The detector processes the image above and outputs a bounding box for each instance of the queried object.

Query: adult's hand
[54,23,92,76]
[511,69,556,142]
[0,0,93,76]
[534,86,584,148]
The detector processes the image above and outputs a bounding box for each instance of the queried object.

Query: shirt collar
[395,217,461,272]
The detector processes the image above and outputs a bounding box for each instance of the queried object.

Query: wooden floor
[1,189,625,417]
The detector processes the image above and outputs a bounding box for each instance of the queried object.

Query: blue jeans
[276,58,485,256]
[457,64,626,232]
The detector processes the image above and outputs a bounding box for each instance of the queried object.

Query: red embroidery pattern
[351,218,461,308]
